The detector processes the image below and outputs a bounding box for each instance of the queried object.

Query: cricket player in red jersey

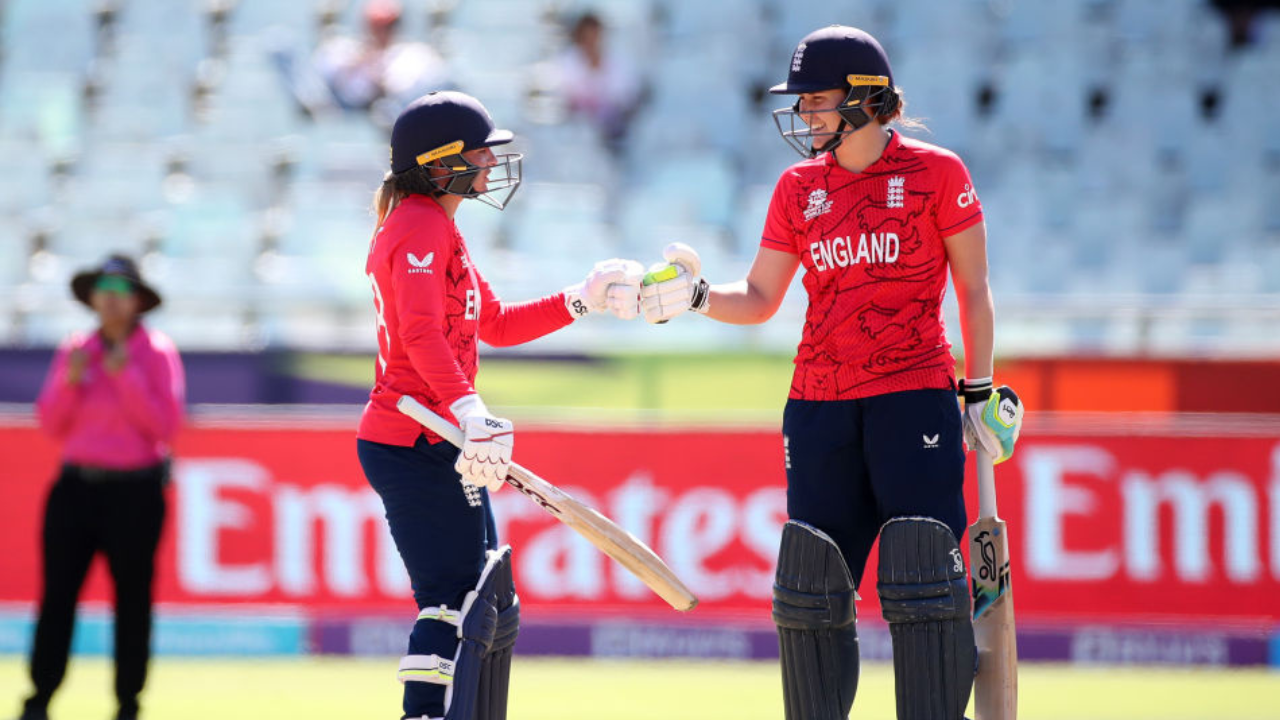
[358,91,641,720]
[640,26,1025,720]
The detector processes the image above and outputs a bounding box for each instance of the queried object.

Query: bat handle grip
[396,396,465,448]
[976,447,999,518]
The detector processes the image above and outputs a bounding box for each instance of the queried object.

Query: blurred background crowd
[2,0,1279,357]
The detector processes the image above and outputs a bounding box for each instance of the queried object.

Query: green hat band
[94,275,135,295]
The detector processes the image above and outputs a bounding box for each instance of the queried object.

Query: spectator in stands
[17,255,184,720]
[275,0,450,127]
[1211,0,1280,48]
[545,11,645,152]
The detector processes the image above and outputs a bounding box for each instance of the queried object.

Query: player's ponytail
[878,87,928,133]
[370,166,449,242]
[371,171,399,243]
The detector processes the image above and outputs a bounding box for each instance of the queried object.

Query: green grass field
[5,656,1279,720]
[292,352,797,421]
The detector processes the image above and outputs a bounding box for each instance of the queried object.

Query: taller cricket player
[639,26,1026,720]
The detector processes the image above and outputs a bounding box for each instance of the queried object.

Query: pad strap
[772,584,856,630]
[402,602,467,687]
[419,605,463,627]
[399,654,456,686]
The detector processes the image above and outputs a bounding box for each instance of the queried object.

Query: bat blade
[969,515,1017,720]
[544,484,699,611]
[396,395,698,611]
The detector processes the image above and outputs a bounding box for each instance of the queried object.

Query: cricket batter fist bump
[960,378,1024,464]
[640,242,710,323]
[565,258,645,320]
[450,393,514,491]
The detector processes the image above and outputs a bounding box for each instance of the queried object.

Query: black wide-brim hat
[70,254,162,313]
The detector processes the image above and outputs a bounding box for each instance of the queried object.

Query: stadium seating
[0,0,1276,353]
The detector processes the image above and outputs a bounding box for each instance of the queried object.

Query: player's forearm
[478,293,574,347]
[956,284,995,379]
[704,280,779,325]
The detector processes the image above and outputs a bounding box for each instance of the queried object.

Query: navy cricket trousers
[357,436,498,720]
[782,388,967,590]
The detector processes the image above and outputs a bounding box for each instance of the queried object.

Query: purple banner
[307,617,1276,667]
[1021,624,1272,667]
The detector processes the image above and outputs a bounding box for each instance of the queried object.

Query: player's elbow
[741,304,778,324]
[955,282,994,313]
[743,286,786,324]
[950,264,991,301]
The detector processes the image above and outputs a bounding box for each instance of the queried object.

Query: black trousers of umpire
[24,463,167,718]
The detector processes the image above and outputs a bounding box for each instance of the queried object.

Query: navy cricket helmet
[389,91,523,209]
[770,26,901,158]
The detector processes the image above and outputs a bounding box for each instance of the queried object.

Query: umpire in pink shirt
[20,255,184,720]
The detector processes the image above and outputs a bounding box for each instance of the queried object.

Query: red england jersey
[760,131,984,401]
[358,195,574,446]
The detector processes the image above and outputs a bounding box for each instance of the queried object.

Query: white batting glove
[960,378,1024,465]
[449,394,513,492]
[640,242,709,324]
[564,258,645,320]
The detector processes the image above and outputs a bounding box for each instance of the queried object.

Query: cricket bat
[396,395,699,612]
[970,447,1017,720]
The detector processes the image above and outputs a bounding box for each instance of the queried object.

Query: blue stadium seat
[1222,50,1280,154]
[731,183,775,257]
[46,215,150,260]
[998,0,1085,49]
[229,0,316,38]
[1261,245,1280,293]
[1135,239,1190,295]
[1,0,96,75]
[636,42,752,157]
[277,180,374,256]
[158,192,257,260]
[0,139,53,216]
[630,150,737,233]
[1183,127,1233,195]
[0,73,83,151]
[741,112,802,188]
[518,121,619,190]
[1071,195,1143,271]
[1145,154,1191,237]
[0,229,29,286]
[891,48,978,153]
[1183,195,1252,266]
[506,181,613,257]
